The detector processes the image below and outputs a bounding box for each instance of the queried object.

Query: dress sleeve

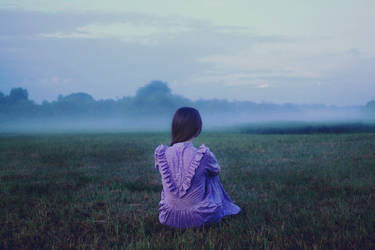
[205,149,221,176]
[154,144,165,170]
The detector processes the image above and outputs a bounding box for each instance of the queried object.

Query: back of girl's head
[170,107,202,146]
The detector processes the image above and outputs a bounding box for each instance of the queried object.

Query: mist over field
[0,83,374,134]
[1,80,374,133]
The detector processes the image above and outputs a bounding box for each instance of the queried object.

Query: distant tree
[1,88,37,118]
[58,92,95,104]
[8,88,29,103]
[0,92,5,116]
[366,100,375,110]
[133,81,189,115]
[0,92,5,104]
[53,92,95,117]
[136,80,171,98]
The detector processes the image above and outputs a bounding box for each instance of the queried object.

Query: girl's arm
[206,150,221,176]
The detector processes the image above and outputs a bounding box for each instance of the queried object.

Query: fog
[2,114,373,134]
[0,81,374,134]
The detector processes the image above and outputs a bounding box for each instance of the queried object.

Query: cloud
[35,11,281,47]
[191,71,274,88]
[40,21,192,45]
[197,36,371,87]
[1,8,375,106]
[0,9,97,36]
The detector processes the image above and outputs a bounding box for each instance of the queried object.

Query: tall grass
[239,121,375,134]
[0,132,374,249]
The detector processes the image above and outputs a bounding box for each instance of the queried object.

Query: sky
[1,0,374,106]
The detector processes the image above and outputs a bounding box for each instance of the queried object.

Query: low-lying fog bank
[1,110,374,134]
[1,81,374,134]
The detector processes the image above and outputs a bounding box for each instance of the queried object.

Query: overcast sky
[1,0,374,106]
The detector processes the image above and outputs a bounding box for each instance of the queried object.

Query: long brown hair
[170,107,202,146]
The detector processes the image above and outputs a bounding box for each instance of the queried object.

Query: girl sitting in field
[154,107,241,228]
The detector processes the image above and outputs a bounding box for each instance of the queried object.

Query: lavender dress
[154,141,241,228]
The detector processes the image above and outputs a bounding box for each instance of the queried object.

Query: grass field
[1,132,374,249]
[239,121,375,134]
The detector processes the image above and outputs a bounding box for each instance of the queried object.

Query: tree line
[1,80,374,121]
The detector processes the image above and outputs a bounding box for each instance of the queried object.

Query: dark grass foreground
[0,132,374,249]
[239,121,375,134]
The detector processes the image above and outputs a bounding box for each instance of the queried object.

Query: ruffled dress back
[154,141,241,228]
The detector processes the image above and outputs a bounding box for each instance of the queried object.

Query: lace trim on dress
[179,145,208,197]
[155,145,177,194]
[155,144,208,197]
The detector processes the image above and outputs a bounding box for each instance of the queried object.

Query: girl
[154,107,241,228]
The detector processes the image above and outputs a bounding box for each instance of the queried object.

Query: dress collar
[173,141,193,148]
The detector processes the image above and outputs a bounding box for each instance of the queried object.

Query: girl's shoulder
[154,144,168,163]
[194,144,217,161]
[154,144,168,154]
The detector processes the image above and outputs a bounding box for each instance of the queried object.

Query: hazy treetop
[136,81,171,98]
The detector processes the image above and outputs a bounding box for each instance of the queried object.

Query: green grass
[1,132,375,249]
[239,121,375,134]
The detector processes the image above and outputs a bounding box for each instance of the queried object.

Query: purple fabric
[154,141,241,228]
